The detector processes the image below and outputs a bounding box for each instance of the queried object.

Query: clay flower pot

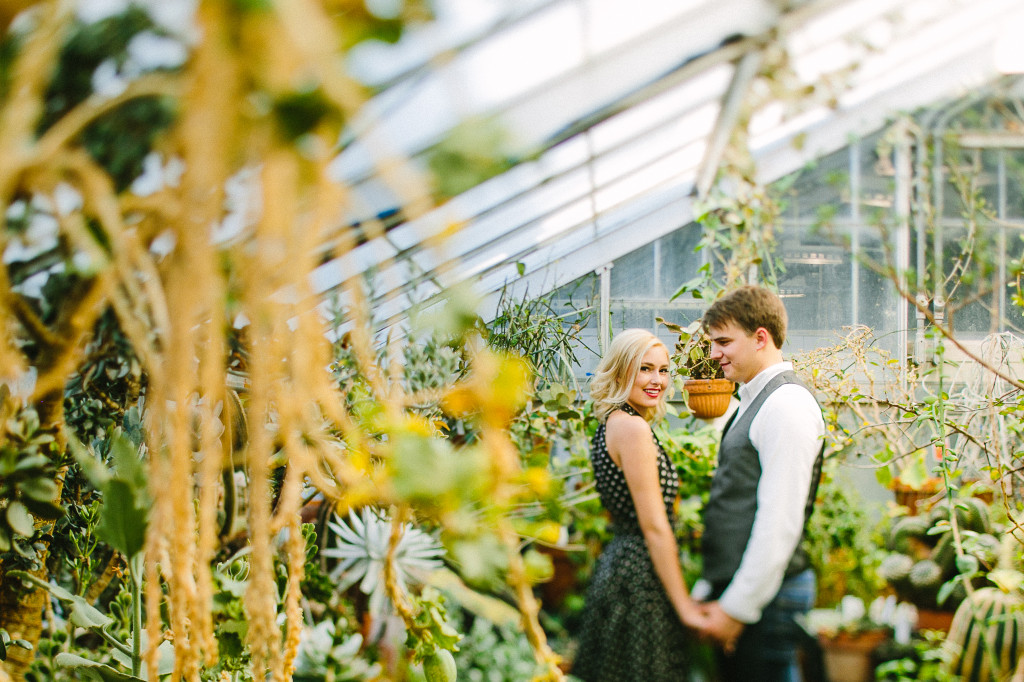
[683,378,734,419]
[818,628,890,682]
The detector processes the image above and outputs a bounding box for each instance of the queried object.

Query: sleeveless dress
[571,404,692,681]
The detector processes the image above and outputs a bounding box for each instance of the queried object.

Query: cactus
[927,497,993,537]
[957,497,993,534]
[908,558,944,607]
[943,586,1024,682]
[909,559,944,589]
[878,553,914,586]
[933,533,956,573]
[888,515,932,554]
[882,497,1001,612]
[944,535,1024,681]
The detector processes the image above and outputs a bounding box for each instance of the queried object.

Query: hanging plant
[657,318,734,419]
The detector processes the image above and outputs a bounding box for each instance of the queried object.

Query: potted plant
[805,465,886,608]
[657,318,734,419]
[876,496,998,630]
[811,597,894,682]
[879,444,945,515]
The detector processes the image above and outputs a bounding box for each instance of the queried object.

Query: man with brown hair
[694,285,825,682]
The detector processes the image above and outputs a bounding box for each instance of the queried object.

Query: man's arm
[716,385,824,624]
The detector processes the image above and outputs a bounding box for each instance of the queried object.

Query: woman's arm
[606,412,703,629]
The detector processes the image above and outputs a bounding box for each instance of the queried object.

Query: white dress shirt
[716,361,825,624]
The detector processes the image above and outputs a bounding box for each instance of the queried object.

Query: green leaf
[68,435,111,489]
[955,554,980,576]
[875,467,893,488]
[426,568,520,626]
[14,455,50,472]
[7,570,112,630]
[231,0,272,11]
[669,276,707,301]
[12,536,34,559]
[95,479,149,559]
[6,501,34,537]
[19,477,58,503]
[898,455,930,490]
[109,434,147,494]
[20,496,63,521]
[272,88,341,142]
[67,595,114,629]
[111,637,175,676]
[54,653,144,681]
[936,579,956,607]
[219,620,247,636]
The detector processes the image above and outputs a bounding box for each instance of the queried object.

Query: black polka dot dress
[571,403,692,681]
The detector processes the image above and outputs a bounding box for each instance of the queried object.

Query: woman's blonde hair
[590,328,673,423]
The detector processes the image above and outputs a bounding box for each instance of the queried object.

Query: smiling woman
[625,345,671,420]
[589,329,675,423]
[572,328,704,682]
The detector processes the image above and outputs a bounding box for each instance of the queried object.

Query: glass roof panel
[587,67,731,154]
[583,0,703,53]
[453,3,585,110]
[348,0,557,86]
[316,0,1024,329]
[593,142,706,216]
[994,10,1024,73]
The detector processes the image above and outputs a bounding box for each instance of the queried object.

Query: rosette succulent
[322,507,445,618]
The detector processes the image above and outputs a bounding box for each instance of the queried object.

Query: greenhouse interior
[2,0,1024,680]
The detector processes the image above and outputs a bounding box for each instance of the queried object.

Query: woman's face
[626,345,670,418]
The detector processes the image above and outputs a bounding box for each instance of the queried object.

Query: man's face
[708,321,764,385]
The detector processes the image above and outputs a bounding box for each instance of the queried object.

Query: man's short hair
[702,285,788,348]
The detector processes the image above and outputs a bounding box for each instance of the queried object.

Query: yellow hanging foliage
[0,1,565,681]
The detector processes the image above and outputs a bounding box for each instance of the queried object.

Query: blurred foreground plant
[0,2,571,681]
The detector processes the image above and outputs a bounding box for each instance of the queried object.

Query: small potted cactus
[877,497,998,629]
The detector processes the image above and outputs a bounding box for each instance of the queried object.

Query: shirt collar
[738,361,793,405]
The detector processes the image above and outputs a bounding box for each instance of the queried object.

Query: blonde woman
[571,329,704,681]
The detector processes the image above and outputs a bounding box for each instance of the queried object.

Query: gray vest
[702,370,825,589]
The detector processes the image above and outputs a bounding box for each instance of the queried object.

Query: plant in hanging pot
[876,443,946,516]
[657,318,734,419]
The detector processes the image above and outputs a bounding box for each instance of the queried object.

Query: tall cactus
[944,587,1024,681]
[943,535,1024,681]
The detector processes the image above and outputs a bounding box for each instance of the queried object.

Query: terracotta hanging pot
[683,378,734,419]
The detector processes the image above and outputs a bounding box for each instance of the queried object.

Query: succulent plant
[944,586,1024,681]
[322,507,445,618]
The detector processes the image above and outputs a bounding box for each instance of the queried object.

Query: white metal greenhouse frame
[314,0,1024,344]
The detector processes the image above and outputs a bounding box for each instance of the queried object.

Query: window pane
[781,146,852,222]
[1007,150,1024,220]
[658,224,704,300]
[610,243,654,298]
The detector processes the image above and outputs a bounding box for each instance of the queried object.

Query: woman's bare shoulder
[606,408,651,438]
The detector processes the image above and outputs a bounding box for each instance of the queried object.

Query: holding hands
[681,601,744,654]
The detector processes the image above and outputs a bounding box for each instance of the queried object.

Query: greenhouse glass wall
[547,113,1024,388]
